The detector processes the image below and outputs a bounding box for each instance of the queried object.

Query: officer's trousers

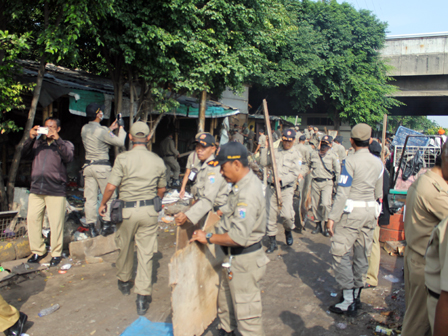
[301,173,312,217]
[402,248,431,336]
[330,208,376,289]
[218,248,269,336]
[266,185,295,236]
[0,295,19,332]
[311,180,333,223]
[83,165,114,224]
[426,293,438,334]
[366,225,381,286]
[115,205,158,296]
[27,193,66,257]
[163,156,180,182]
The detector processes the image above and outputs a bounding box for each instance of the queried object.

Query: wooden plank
[381,114,388,162]
[169,212,224,336]
[198,89,207,133]
[262,99,282,209]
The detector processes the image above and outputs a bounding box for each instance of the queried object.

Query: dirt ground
[1,219,405,336]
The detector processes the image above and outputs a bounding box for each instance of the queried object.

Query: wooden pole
[381,114,388,162]
[210,118,214,135]
[198,89,207,133]
[263,99,282,209]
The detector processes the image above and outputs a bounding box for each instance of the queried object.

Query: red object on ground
[380,213,405,242]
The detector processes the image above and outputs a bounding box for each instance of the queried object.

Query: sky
[337,0,448,127]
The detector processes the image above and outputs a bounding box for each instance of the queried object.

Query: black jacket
[22,136,74,197]
[379,169,391,226]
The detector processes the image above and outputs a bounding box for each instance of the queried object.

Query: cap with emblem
[299,135,306,141]
[321,135,333,144]
[208,142,248,167]
[130,121,150,139]
[194,133,216,147]
[282,129,296,141]
[86,103,105,118]
[351,123,371,141]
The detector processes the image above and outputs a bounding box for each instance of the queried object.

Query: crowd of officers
[9,101,447,336]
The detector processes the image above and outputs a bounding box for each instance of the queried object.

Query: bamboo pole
[263,99,282,209]
[198,89,207,133]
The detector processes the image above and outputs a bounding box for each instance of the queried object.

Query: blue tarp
[120,317,173,336]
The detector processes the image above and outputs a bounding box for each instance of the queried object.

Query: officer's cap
[321,135,333,144]
[208,142,248,167]
[335,135,343,143]
[299,135,306,141]
[282,129,296,141]
[86,103,104,118]
[368,141,382,158]
[313,127,318,131]
[130,121,150,139]
[194,133,216,147]
[351,123,371,141]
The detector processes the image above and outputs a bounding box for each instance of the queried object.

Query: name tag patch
[209,175,215,184]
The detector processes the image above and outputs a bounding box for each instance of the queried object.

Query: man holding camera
[81,103,126,237]
[99,122,166,316]
[24,117,74,267]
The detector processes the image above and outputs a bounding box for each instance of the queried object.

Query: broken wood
[263,99,282,208]
[170,211,224,336]
[382,240,406,256]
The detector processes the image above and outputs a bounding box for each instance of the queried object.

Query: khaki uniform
[402,170,448,336]
[309,150,340,223]
[217,170,270,336]
[329,148,383,290]
[185,151,201,196]
[108,146,166,295]
[261,144,302,236]
[366,225,381,286]
[333,143,347,163]
[425,217,448,333]
[185,155,229,224]
[247,129,255,152]
[81,121,126,224]
[295,143,310,222]
[347,147,355,156]
[0,295,19,332]
[232,133,244,144]
[160,136,180,183]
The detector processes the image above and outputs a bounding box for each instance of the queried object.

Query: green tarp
[68,89,105,117]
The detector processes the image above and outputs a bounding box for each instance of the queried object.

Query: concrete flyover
[381,32,448,116]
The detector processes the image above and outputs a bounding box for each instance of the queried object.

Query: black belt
[268,183,293,190]
[123,199,154,208]
[313,178,331,182]
[84,159,111,166]
[221,242,262,256]
[427,287,440,300]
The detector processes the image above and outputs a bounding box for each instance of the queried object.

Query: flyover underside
[389,96,448,116]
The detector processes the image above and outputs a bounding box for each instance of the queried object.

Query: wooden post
[381,114,388,162]
[175,119,179,150]
[210,118,214,135]
[198,89,207,133]
[263,99,282,209]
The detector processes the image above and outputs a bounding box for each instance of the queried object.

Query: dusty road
[1,220,404,336]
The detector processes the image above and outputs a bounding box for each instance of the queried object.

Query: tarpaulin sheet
[120,317,173,336]
[69,89,105,117]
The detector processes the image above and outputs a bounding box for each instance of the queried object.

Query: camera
[37,127,49,135]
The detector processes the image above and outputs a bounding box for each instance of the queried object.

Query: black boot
[27,252,48,263]
[101,221,114,237]
[118,280,131,295]
[86,224,99,238]
[136,294,151,315]
[285,230,293,246]
[354,287,362,309]
[329,289,357,316]
[266,236,278,254]
[4,312,27,336]
[311,222,322,234]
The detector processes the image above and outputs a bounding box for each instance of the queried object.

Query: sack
[110,200,124,224]
[78,170,84,188]
[153,196,162,212]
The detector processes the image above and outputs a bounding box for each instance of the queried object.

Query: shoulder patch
[208,175,215,184]
[237,207,246,219]
[109,132,116,137]
[338,160,352,187]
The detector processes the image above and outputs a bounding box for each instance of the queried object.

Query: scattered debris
[383,241,406,256]
[336,322,347,329]
[38,303,60,317]
[330,292,337,297]
[383,274,400,283]
[375,325,394,335]
[85,256,103,264]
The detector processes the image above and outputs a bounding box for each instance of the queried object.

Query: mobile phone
[37,127,49,135]
[118,113,122,120]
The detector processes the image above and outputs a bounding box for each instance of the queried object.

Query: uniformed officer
[81,103,126,237]
[98,122,166,316]
[333,136,347,163]
[309,135,340,236]
[190,141,269,336]
[402,143,448,336]
[326,123,383,316]
[0,294,27,336]
[231,130,244,145]
[254,129,266,155]
[179,149,201,200]
[261,128,302,253]
[175,133,229,226]
[425,217,448,335]
[160,132,181,187]
[294,135,310,231]
[246,125,255,152]
[305,125,314,140]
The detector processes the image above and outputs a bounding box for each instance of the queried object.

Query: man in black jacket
[24,117,74,267]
